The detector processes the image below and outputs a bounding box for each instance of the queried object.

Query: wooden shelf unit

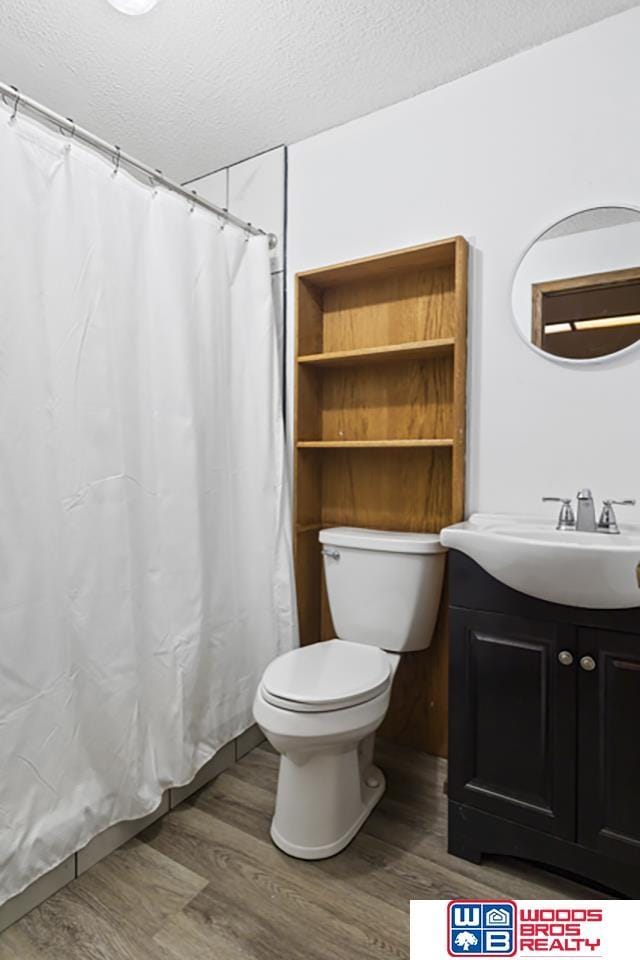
[297,439,454,449]
[298,336,455,368]
[294,237,468,757]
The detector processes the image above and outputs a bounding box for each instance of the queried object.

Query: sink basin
[441,513,640,609]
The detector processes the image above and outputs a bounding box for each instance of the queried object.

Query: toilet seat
[260,639,391,713]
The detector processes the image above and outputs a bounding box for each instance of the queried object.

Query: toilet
[253,525,446,860]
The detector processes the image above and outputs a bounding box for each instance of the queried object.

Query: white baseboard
[77,793,170,875]
[0,727,263,933]
[169,740,236,808]
[0,856,75,935]
[235,723,266,760]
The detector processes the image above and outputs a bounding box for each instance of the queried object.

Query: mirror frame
[511,203,640,366]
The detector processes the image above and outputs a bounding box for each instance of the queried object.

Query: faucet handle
[597,498,636,534]
[542,497,576,530]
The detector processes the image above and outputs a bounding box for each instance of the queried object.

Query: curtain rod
[0,81,277,249]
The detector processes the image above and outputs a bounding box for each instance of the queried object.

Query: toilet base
[270,762,386,860]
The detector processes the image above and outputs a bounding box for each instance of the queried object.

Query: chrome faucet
[543,489,636,534]
[541,497,575,530]
[576,488,596,532]
[597,499,637,534]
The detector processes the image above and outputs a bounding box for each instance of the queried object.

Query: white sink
[441,513,640,609]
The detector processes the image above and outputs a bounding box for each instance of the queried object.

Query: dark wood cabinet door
[449,608,577,838]
[578,628,640,864]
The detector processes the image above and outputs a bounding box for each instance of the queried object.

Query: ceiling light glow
[545,323,572,334]
[107,0,159,15]
[574,314,640,330]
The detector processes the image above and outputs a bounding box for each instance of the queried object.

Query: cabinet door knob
[558,650,574,666]
[580,655,597,672]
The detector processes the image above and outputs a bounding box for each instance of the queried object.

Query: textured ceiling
[1,0,637,181]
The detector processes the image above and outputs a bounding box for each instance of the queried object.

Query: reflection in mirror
[512,207,640,361]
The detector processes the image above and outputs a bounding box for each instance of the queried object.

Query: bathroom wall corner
[235,723,266,761]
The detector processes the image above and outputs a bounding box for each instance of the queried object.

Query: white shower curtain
[0,105,295,903]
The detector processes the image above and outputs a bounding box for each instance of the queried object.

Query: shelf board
[297,337,455,368]
[297,439,454,449]
[296,523,324,534]
[297,236,461,288]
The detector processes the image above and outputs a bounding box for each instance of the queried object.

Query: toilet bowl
[254,639,397,858]
[254,526,446,859]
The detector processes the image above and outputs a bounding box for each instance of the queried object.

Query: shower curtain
[0,105,295,903]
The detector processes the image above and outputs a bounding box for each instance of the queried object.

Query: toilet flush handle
[321,547,340,561]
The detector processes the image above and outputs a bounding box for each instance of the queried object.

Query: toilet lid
[261,640,391,713]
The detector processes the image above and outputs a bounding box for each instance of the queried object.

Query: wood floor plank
[0,839,205,960]
[67,837,209,938]
[188,769,511,904]
[205,743,603,902]
[368,741,604,900]
[0,929,41,960]
[185,879,398,960]
[0,882,175,960]
[363,803,603,900]
[225,745,280,793]
[142,804,407,960]
[0,737,611,960]
[153,908,255,960]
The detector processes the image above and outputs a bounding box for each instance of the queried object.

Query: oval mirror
[512,206,640,362]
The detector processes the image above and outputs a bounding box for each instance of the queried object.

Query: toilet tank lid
[319,526,446,554]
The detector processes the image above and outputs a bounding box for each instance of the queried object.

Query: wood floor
[0,741,604,960]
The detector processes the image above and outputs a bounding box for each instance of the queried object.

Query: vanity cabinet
[448,551,640,897]
[449,609,577,838]
[578,628,640,862]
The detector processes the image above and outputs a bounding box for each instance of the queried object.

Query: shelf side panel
[295,529,323,647]
[295,448,322,527]
[296,278,324,356]
[452,238,468,522]
[296,365,322,442]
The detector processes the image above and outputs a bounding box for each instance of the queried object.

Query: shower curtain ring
[189,189,197,214]
[112,145,121,177]
[60,118,76,139]
[1,84,16,106]
[7,86,21,124]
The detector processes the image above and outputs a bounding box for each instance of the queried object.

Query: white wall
[287,7,640,521]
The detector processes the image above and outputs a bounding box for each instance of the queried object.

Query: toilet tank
[318,526,446,653]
